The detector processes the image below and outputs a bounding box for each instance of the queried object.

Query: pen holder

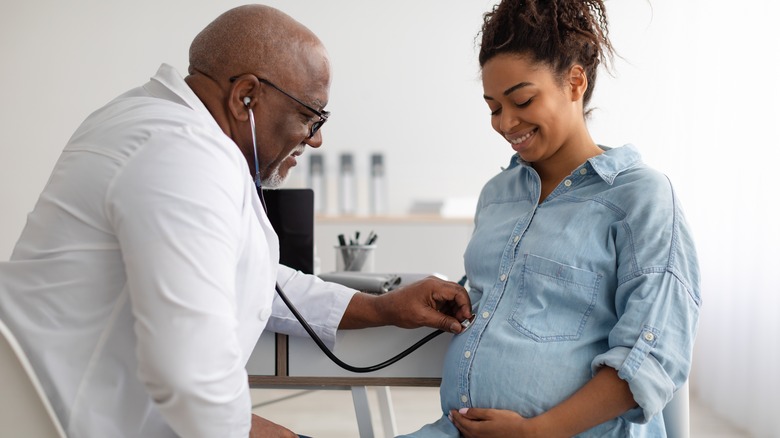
[335,245,376,272]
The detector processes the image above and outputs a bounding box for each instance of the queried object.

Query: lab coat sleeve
[267,265,358,349]
[107,127,252,438]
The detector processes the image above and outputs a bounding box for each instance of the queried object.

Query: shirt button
[513,235,520,243]
[482,311,490,319]
[460,395,468,403]
[258,308,272,321]
[564,179,572,187]
[580,168,588,175]
[644,332,655,342]
[464,351,471,358]
[500,274,507,281]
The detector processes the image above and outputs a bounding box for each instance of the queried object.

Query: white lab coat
[0,64,356,437]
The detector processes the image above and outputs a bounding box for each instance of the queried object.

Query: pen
[337,234,352,269]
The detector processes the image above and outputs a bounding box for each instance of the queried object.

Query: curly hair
[478,0,614,109]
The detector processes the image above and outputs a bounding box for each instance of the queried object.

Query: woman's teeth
[511,129,535,144]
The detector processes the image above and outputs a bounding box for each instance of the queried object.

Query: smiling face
[186,4,334,189]
[482,53,591,167]
[252,43,331,188]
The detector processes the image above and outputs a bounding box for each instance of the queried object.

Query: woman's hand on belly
[449,407,542,438]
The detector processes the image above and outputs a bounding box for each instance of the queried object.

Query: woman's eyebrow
[503,81,533,95]
[484,81,533,100]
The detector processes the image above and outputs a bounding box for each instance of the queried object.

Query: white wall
[0,0,501,258]
[2,1,779,435]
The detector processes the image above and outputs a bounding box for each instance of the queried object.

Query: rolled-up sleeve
[592,272,700,423]
[267,265,357,350]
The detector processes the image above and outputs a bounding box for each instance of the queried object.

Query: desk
[247,326,451,437]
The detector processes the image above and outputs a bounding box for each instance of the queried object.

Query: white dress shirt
[0,64,356,437]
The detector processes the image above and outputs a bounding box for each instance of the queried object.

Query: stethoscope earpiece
[245,100,261,188]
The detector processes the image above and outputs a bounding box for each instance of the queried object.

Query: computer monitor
[260,188,315,275]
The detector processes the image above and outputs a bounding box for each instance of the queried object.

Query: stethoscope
[245,100,473,372]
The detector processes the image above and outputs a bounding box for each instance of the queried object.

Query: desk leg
[376,386,398,437]
[351,386,375,438]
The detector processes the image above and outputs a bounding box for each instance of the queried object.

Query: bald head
[189,4,327,82]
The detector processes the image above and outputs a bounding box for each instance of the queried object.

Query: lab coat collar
[144,63,223,133]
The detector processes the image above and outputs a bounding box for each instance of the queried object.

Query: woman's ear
[568,65,588,102]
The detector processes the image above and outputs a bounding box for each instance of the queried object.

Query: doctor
[0,4,471,438]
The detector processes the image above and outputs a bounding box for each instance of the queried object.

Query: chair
[0,318,67,437]
[662,380,690,438]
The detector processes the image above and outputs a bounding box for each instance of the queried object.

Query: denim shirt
[404,145,701,437]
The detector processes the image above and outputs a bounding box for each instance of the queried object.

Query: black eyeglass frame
[230,75,329,138]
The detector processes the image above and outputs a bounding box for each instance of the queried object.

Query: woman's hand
[450,407,543,438]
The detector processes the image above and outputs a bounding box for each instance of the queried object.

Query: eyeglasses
[230,75,329,138]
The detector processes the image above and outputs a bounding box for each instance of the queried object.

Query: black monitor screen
[260,188,315,275]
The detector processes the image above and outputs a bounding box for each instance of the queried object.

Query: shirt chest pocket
[509,254,602,342]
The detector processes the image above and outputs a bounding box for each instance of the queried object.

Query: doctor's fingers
[428,281,472,320]
[378,288,463,333]
[418,304,466,334]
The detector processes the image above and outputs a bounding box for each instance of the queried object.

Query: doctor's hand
[340,276,472,334]
[249,414,297,438]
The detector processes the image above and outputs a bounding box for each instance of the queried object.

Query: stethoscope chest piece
[460,313,477,331]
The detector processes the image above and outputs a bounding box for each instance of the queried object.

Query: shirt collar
[587,144,643,185]
[143,63,222,132]
[505,144,643,186]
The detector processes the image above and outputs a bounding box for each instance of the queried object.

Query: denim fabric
[402,145,700,437]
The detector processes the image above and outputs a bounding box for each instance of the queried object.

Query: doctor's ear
[226,75,259,121]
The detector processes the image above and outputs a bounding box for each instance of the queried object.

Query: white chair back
[0,318,67,437]
[662,380,690,438]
